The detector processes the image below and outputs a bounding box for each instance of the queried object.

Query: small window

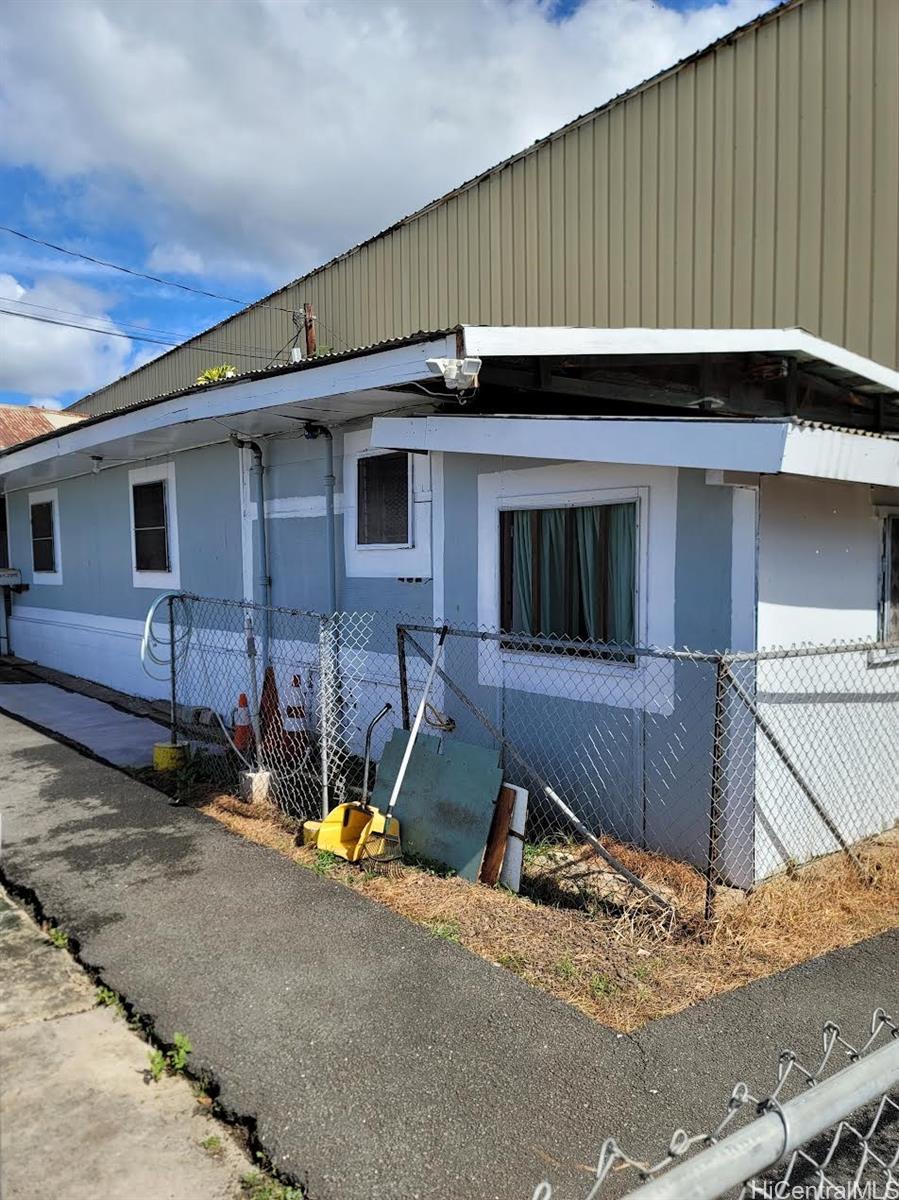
[31,500,56,573]
[132,480,170,572]
[0,496,8,571]
[500,501,637,653]
[882,515,899,643]
[357,452,410,546]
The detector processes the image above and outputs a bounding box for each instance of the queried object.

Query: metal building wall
[75,0,899,416]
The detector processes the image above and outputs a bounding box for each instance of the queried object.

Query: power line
[0,224,297,314]
[0,294,284,357]
[0,223,352,356]
[0,305,294,364]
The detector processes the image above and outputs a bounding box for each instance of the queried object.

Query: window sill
[498,644,639,677]
[31,571,63,587]
[133,569,180,591]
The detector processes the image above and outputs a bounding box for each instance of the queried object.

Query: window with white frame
[356,451,412,547]
[343,428,431,579]
[129,463,180,588]
[28,489,62,584]
[499,500,637,652]
[882,514,899,643]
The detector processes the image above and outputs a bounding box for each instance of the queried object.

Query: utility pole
[303,302,317,358]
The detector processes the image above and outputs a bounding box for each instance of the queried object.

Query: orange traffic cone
[233,693,252,753]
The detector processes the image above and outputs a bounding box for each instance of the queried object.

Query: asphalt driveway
[1,711,896,1200]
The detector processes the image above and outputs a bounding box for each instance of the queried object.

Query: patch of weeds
[201,1134,223,1156]
[46,926,68,949]
[95,986,125,1018]
[147,1032,192,1082]
[633,957,660,984]
[240,1170,305,1200]
[589,972,618,1000]
[554,955,576,982]
[147,1048,167,1083]
[311,849,340,876]
[496,952,527,973]
[425,918,461,943]
[523,839,567,866]
[169,1031,192,1073]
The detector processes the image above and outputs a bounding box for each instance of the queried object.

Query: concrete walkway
[1,711,896,1200]
[0,679,165,767]
[0,886,250,1200]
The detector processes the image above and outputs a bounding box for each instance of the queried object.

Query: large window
[882,515,899,642]
[500,501,636,649]
[356,452,411,547]
[132,480,170,572]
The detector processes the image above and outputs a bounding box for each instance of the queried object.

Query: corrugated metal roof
[0,405,84,450]
[0,329,453,459]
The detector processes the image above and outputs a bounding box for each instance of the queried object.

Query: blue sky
[0,0,776,410]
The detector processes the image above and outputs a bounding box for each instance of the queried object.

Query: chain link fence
[165,594,899,909]
[535,1009,899,1200]
[397,625,899,902]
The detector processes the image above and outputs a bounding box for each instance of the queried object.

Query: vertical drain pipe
[303,423,337,613]
[232,435,271,668]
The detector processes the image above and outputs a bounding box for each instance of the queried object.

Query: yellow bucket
[153,741,188,772]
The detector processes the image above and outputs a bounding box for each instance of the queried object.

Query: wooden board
[478,785,516,887]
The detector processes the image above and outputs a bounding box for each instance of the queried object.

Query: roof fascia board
[460,326,899,393]
[371,415,791,473]
[0,335,455,479]
[782,424,899,487]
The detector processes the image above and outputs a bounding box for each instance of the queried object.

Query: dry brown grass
[198,795,899,1033]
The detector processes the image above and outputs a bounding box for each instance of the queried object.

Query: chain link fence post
[704,653,727,921]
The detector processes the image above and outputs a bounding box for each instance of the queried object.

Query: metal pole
[319,614,331,818]
[704,656,727,922]
[621,1036,899,1200]
[396,625,411,731]
[168,595,178,747]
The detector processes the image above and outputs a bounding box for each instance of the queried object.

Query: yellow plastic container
[315,803,400,863]
[301,820,322,846]
[153,741,188,772]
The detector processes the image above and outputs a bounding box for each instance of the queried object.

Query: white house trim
[374,415,790,473]
[127,461,181,590]
[459,325,899,395]
[0,335,458,491]
[372,415,899,489]
[475,461,677,710]
[342,428,432,579]
[28,488,62,585]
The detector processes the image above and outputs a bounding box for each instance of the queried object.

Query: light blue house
[1,326,898,885]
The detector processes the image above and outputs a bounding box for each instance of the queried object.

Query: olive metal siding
[75,0,899,416]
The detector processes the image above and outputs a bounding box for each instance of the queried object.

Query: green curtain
[574,505,602,640]
[539,508,566,636]
[607,502,636,645]
[511,510,533,634]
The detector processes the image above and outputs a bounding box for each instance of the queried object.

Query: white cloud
[30,396,65,410]
[0,0,774,285]
[0,274,132,399]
